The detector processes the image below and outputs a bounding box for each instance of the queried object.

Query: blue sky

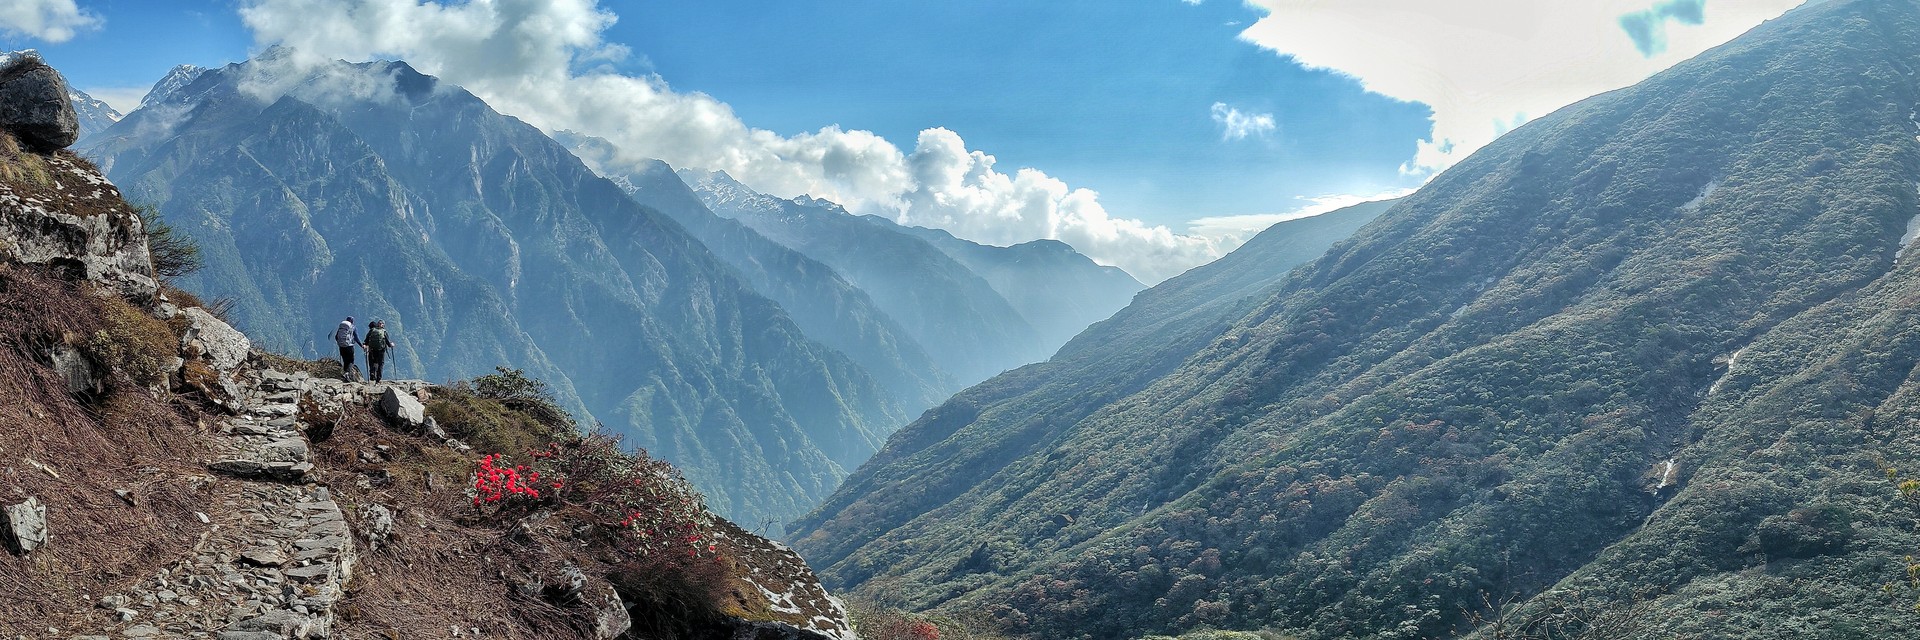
[610,0,1433,230]
[3,0,1804,281]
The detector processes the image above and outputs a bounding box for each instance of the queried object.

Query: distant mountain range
[792,0,1920,637]
[683,169,1142,387]
[882,221,1144,353]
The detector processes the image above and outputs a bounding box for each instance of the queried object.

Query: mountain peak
[137,64,207,110]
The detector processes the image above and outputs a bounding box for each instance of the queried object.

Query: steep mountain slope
[684,170,1052,386]
[82,54,902,528]
[791,198,1392,581]
[885,221,1145,351]
[792,2,1920,637]
[562,142,957,415]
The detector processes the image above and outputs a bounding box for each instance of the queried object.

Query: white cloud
[1237,0,1803,174]
[1186,189,1413,244]
[236,0,1228,283]
[0,0,99,43]
[1210,102,1276,141]
[899,128,1224,283]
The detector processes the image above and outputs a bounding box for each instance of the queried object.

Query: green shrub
[133,204,200,279]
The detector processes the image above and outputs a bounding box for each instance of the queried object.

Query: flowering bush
[473,435,713,559]
[471,453,543,506]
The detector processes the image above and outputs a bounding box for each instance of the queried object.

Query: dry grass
[0,131,138,228]
[0,264,213,635]
[84,293,178,388]
[312,405,595,639]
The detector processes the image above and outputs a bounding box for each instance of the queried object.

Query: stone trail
[73,367,430,640]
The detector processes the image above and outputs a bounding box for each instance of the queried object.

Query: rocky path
[73,370,424,640]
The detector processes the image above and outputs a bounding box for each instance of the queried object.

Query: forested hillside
[792,1,1920,637]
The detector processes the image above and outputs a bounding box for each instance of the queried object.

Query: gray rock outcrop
[0,52,78,150]
[43,343,99,395]
[0,151,157,298]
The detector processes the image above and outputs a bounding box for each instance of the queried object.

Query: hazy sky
[4,0,1804,282]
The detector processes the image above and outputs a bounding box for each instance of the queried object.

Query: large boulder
[378,386,426,429]
[178,307,250,372]
[0,52,78,150]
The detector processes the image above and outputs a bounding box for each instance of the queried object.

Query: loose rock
[3,496,49,554]
[378,387,426,429]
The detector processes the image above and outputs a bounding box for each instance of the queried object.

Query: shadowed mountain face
[793,1,1920,637]
[881,221,1145,354]
[82,55,904,529]
[684,169,1055,387]
[562,144,959,417]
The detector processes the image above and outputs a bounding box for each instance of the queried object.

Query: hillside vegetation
[792,1,1920,637]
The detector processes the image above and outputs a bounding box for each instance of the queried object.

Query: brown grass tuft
[83,293,179,389]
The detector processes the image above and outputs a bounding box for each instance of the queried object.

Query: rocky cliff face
[0,59,854,640]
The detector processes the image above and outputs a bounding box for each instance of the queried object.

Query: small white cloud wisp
[1236,0,1803,175]
[1210,102,1277,141]
[236,0,1234,283]
[0,0,99,44]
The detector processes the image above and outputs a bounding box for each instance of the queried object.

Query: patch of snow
[1679,180,1719,213]
[1707,346,1746,396]
[742,575,803,615]
[1900,182,1920,262]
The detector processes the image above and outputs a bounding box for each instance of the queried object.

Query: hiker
[365,320,395,383]
[333,316,362,380]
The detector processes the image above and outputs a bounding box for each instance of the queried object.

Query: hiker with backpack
[334,316,362,381]
[365,320,396,383]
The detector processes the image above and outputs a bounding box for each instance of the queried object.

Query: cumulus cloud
[899,128,1223,283]
[236,0,1226,283]
[1210,102,1277,141]
[0,0,99,43]
[1237,0,1802,174]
